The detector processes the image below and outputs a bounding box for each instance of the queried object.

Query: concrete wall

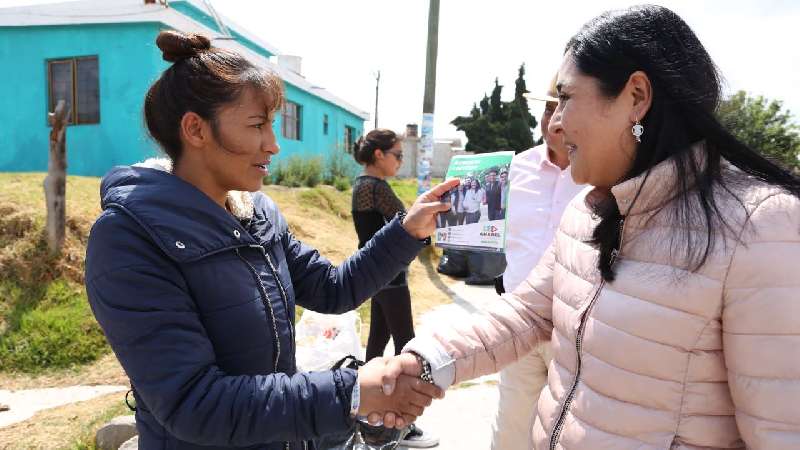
[398,135,468,179]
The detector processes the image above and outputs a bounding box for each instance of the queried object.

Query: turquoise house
[0,0,368,176]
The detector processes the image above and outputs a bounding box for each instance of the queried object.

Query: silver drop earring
[632,118,644,143]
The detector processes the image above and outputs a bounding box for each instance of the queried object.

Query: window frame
[344,125,356,153]
[46,55,100,125]
[281,101,302,140]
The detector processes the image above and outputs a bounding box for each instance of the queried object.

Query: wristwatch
[411,352,435,385]
[396,211,432,246]
[349,379,360,418]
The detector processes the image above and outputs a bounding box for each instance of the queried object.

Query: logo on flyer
[480,224,500,238]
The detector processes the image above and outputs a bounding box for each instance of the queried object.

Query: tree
[514,64,534,125]
[479,94,490,116]
[451,64,538,153]
[489,78,504,122]
[508,64,536,151]
[470,103,480,119]
[717,90,800,171]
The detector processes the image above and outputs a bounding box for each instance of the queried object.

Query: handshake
[356,353,444,429]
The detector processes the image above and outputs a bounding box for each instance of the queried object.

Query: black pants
[488,208,504,221]
[365,286,415,361]
[465,211,481,224]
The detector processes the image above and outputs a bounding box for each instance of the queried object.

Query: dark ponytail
[568,5,800,281]
[353,129,401,165]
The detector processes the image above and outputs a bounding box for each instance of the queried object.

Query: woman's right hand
[357,357,443,428]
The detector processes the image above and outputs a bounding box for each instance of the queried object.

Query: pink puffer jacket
[410,146,800,449]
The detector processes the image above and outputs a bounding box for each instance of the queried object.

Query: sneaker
[399,424,439,448]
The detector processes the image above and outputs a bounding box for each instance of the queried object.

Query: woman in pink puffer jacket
[390,5,800,449]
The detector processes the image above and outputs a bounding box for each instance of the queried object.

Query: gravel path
[0,385,127,428]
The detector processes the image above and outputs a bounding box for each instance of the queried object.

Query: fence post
[44,99,70,255]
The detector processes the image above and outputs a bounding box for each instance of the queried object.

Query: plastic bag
[436,248,469,277]
[295,310,362,372]
[464,251,507,285]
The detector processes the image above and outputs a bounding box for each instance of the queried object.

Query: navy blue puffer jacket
[85,164,424,450]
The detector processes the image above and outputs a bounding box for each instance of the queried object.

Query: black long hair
[568,5,800,281]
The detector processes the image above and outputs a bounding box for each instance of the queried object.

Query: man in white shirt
[491,76,585,450]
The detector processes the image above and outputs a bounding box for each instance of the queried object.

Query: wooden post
[45,99,70,255]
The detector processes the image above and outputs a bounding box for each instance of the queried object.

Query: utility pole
[374,70,381,129]
[418,0,440,194]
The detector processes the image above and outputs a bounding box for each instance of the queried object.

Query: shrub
[271,156,323,188]
[324,145,361,186]
[333,176,351,192]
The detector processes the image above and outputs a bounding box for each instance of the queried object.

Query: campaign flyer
[435,151,514,252]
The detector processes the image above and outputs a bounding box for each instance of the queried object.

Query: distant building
[0,0,368,176]
[399,124,467,179]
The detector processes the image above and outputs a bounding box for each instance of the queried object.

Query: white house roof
[0,0,369,120]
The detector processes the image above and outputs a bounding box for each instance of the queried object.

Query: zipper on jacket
[259,247,295,355]
[235,248,282,372]
[549,218,626,449]
[238,248,295,450]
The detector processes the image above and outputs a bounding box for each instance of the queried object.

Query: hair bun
[354,136,366,153]
[156,30,211,63]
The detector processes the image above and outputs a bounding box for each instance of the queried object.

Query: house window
[281,101,301,140]
[47,56,100,125]
[323,114,329,135]
[344,126,356,153]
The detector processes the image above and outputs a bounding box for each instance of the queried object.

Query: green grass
[388,179,418,206]
[0,173,378,372]
[0,173,108,372]
[0,172,444,373]
[297,186,352,220]
[388,178,444,207]
[0,279,107,371]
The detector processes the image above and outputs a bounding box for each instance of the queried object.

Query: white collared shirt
[503,145,585,292]
[462,188,485,213]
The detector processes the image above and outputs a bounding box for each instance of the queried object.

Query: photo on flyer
[435,151,515,253]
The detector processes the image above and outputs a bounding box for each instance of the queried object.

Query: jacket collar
[611,141,707,216]
[100,158,270,263]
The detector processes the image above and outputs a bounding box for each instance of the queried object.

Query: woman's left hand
[401,178,461,240]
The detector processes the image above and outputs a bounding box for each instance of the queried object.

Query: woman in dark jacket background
[84,31,454,450]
